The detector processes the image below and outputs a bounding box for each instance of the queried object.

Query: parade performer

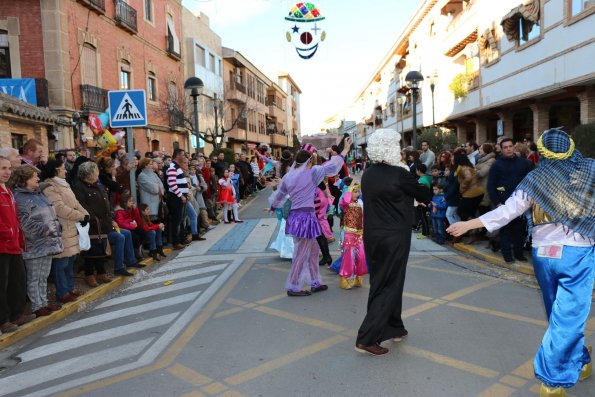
[269,139,352,297]
[355,129,432,355]
[315,180,334,266]
[337,183,367,289]
[269,151,295,259]
[218,169,242,224]
[448,128,594,397]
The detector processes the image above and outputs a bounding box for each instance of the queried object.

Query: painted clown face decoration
[285,2,326,60]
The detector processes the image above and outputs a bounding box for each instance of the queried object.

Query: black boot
[150,249,160,262]
[316,236,332,266]
[157,246,167,258]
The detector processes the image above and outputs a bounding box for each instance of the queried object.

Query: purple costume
[269,155,345,292]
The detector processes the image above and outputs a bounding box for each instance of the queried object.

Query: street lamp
[427,70,438,126]
[405,70,424,149]
[184,76,204,157]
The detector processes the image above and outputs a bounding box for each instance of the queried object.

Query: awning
[500,0,540,42]
[166,15,181,54]
[444,29,478,57]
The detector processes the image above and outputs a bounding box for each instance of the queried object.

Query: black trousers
[416,206,430,236]
[0,253,27,324]
[167,192,185,245]
[457,195,484,221]
[499,216,525,260]
[84,257,107,276]
[357,230,410,346]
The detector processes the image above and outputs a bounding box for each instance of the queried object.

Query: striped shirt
[167,161,188,197]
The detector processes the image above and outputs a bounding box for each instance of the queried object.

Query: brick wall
[0,0,45,78]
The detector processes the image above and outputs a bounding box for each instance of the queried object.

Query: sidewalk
[452,240,535,276]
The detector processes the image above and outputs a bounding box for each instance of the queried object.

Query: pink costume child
[217,170,242,224]
[338,183,367,289]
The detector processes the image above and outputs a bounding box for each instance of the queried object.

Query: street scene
[0,1,594,397]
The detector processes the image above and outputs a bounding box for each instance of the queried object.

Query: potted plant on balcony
[449,73,471,99]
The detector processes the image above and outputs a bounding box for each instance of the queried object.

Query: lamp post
[184,77,204,157]
[427,70,438,126]
[405,70,424,149]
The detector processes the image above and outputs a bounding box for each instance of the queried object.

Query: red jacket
[114,206,138,231]
[0,184,24,254]
[132,207,160,232]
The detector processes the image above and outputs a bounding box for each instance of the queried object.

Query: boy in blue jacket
[429,184,448,244]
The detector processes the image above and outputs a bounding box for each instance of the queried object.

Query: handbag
[76,222,91,251]
[158,198,169,222]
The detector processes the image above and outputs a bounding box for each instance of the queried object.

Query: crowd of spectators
[407,136,535,263]
[0,138,267,335]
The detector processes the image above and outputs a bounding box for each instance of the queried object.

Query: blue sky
[183,0,421,135]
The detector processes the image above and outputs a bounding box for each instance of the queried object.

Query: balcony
[225,82,247,104]
[115,0,137,34]
[80,84,108,113]
[77,0,105,14]
[169,108,185,131]
[166,34,181,60]
[267,103,285,120]
[272,134,287,146]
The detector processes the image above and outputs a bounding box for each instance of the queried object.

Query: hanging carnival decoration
[285,2,326,60]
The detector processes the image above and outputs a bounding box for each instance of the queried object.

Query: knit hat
[301,143,317,154]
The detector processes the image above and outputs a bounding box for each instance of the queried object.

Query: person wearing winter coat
[12,165,64,317]
[137,158,164,220]
[41,160,89,303]
[475,144,496,210]
[0,157,34,334]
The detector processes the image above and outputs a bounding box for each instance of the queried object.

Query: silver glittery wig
[366,128,402,166]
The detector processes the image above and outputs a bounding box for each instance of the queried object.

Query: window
[209,53,215,72]
[168,81,177,103]
[195,45,205,67]
[519,17,540,45]
[11,134,24,150]
[144,0,153,22]
[571,0,595,16]
[166,14,180,56]
[218,59,222,76]
[120,61,131,89]
[0,31,11,78]
[81,43,98,86]
[147,72,157,101]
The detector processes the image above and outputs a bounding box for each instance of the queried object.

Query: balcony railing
[115,0,137,34]
[234,81,246,94]
[169,108,185,131]
[166,34,181,60]
[77,0,105,14]
[236,120,247,130]
[80,84,108,113]
[35,78,49,108]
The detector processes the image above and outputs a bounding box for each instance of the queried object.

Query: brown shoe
[85,275,98,288]
[47,303,62,311]
[0,322,18,333]
[96,273,112,283]
[355,343,389,356]
[12,314,36,326]
[69,289,84,297]
[33,307,52,317]
[59,294,77,304]
[173,244,186,250]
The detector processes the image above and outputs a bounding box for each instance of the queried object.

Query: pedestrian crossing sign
[108,90,147,128]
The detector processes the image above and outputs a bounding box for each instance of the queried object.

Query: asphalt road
[0,188,593,397]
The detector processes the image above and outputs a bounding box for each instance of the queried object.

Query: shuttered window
[81,43,98,86]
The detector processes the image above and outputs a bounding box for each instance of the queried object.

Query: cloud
[183,0,276,28]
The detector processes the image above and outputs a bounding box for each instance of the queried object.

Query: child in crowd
[137,203,167,261]
[415,164,432,239]
[429,183,448,244]
[337,183,367,289]
[315,180,334,266]
[430,164,446,188]
[228,164,241,202]
[217,169,242,224]
[114,192,148,260]
[329,176,354,274]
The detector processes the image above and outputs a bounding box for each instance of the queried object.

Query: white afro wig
[366,128,402,166]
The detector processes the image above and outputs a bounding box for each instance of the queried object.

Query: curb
[453,242,535,276]
[0,249,171,349]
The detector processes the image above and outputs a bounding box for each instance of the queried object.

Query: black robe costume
[356,163,432,346]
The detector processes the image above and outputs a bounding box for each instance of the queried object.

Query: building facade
[339,0,595,149]
[181,8,223,156]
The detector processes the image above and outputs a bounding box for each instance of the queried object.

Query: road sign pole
[126,126,137,204]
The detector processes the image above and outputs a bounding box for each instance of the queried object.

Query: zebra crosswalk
[0,254,245,397]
